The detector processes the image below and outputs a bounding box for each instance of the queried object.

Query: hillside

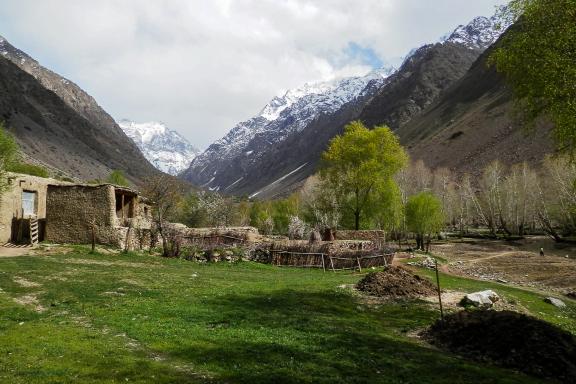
[397,45,553,173]
[0,36,158,184]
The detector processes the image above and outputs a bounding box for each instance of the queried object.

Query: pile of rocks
[407,256,437,269]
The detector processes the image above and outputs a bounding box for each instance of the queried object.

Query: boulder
[461,290,500,308]
[544,297,566,308]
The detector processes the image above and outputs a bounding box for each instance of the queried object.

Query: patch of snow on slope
[248,163,308,199]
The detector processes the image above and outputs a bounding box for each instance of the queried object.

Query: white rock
[461,290,500,308]
[544,297,566,308]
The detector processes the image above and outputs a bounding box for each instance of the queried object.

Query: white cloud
[0,0,508,148]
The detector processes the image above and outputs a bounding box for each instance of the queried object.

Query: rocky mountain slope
[118,120,199,176]
[398,44,553,174]
[0,35,158,184]
[182,11,511,198]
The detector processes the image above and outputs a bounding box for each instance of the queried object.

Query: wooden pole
[434,258,444,325]
[321,254,326,272]
[329,256,336,272]
[356,256,362,272]
[89,218,96,253]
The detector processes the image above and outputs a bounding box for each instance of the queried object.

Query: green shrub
[7,162,49,178]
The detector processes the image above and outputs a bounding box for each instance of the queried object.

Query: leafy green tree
[249,201,274,235]
[0,124,50,184]
[0,124,19,202]
[320,121,408,230]
[106,170,129,187]
[270,195,300,235]
[0,124,18,170]
[178,193,208,228]
[373,179,404,235]
[405,192,444,252]
[490,0,576,154]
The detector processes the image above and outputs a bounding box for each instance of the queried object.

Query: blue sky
[0,0,508,148]
[343,42,385,69]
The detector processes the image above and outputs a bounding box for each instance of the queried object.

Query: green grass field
[0,246,574,383]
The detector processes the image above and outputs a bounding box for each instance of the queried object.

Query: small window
[22,191,37,216]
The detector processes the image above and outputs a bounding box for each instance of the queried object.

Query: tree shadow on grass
[171,290,542,384]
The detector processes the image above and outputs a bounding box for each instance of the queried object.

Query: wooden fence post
[435,258,444,325]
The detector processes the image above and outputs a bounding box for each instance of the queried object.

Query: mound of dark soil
[356,266,437,298]
[425,310,576,382]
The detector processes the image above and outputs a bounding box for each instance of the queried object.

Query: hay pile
[424,310,576,382]
[356,266,436,298]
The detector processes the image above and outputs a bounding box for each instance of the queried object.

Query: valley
[0,1,574,383]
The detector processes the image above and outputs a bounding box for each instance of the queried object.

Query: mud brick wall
[0,173,68,243]
[334,230,385,242]
[45,185,117,245]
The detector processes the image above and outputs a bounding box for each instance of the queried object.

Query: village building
[0,173,69,244]
[0,173,153,249]
[45,183,153,250]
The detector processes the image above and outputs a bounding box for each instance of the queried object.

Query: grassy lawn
[0,246,574,383]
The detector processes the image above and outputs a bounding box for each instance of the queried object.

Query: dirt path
[0,244,36,258]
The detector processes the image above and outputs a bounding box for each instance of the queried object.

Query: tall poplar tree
[320,121,407,230]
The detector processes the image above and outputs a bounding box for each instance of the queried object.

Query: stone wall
[0,173,68,243]
[45,184,117,245]
[45,184,154,249]
[185,226,260,242]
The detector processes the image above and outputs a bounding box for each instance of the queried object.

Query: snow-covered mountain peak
[120,120,170,144]
[259,66,395,121]
[443,7,512,50]
[118,120,199,176]
[260,80,337,121]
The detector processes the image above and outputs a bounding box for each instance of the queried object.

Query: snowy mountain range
[186,66,395,185]
[118,120,199,176]
[181,9,511,195]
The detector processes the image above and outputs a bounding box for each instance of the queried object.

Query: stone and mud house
[0,173,65,244]
[0,173,153,249]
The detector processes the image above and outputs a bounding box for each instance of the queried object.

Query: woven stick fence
[269,249,394,272]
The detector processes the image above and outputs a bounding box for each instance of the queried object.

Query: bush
[7,162,49,178]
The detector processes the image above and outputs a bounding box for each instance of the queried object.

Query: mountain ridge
[0,35,159,184]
